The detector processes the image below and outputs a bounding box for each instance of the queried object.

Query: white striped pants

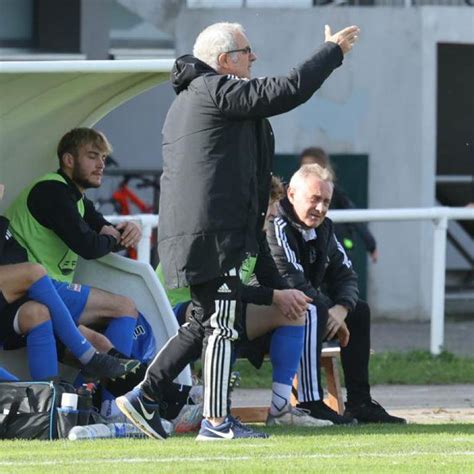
[297,304,324,402]
[139,269,240,419]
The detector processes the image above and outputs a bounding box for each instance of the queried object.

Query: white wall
[174,6,474,320]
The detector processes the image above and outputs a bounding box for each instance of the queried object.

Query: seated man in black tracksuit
[266,164,406,424]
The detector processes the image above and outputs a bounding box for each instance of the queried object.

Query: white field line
[0,451,473,467]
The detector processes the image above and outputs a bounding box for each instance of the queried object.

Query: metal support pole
[430,217,448,355]
[105,214,159,264]
[136,223,152,263]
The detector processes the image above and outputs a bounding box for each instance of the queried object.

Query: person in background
[299,147,378,263]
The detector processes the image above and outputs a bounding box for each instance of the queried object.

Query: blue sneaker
[116,389,168,440]
[227,415,269,439]
[196,415,269,441]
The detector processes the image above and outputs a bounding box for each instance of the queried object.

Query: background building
[1,0,472,320]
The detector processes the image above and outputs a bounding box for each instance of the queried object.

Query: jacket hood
[278,197,306,232]
[171,55,216,94]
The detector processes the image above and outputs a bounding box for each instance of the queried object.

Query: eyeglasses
[225,46,252,55]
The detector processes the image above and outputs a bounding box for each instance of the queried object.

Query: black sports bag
[0,380,76,440]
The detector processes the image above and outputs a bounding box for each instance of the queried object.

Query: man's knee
[346,300,371,330]
[17,302,51,334]
[121,295,138,317]
[355,300,370,321]
[78,325,112,352]
[113,295,138,318]
[27,263,47,284]
[1,263,47,301]
[273,303,306,327]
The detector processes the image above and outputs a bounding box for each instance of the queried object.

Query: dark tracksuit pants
[298,299,371,405]
[140,269,241,418]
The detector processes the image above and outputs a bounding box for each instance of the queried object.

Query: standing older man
[117,21,359,440]
[267,164,406,424]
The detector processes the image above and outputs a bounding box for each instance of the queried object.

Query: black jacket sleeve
[323,234,359,311]
[354,222,377,254]
[252,230,290,290]
[266,216,319,303]
[82,195,112,232]
[241,284,273,306]
[208,42,343,120]
[333,186,377,253]
[27,181,117,260]
[241,231,289,306]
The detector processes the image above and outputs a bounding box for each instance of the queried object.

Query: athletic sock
[270,382,292,415]
[101,317,136,415]
[26,320,58,380]
[269,325,305,416]
[104,316,137,357]
[27,275,95,363]
[0,367,19,381]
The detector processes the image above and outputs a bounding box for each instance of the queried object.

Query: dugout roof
[0,59,173,209]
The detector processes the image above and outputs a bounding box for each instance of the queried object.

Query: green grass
[0,424,472,473]
[368,351,474,385]
[232,351,474,388]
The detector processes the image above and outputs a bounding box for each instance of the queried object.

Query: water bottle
[106,422,146,438]
[106,420,174,438]
[68,423,112,441]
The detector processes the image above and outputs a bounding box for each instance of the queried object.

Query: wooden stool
[231,346,343,422]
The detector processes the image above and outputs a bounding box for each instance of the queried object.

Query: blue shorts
[52,280,90,324]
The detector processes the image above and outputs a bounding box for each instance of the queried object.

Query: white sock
[269,382,292,416]
[78,347,96,365]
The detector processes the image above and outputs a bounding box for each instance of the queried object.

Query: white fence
[187,0,472,8]
[107,206,474,355]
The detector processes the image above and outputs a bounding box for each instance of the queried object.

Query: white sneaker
[266,406,333,427]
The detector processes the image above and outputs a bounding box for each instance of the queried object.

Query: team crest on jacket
[309,246,317,264]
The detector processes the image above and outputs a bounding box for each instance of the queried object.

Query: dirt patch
[393,408,474,424]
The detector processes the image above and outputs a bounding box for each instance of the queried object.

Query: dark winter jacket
[267,197,359,311]
[241,230,290,306]
[159,43,343,288]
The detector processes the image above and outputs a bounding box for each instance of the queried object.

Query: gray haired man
[117,21,359,441]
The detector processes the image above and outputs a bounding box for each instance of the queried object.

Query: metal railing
[105,214,159,263]
[106,206,474,355]
[188,0,473,8]
[328,206,474,355]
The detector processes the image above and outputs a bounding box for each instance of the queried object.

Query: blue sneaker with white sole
[116,389,169,440]
[196,415,269,441]
[227,415,269,439]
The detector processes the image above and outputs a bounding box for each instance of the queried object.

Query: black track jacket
[267,197,359,311]
[159,42,344,288]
